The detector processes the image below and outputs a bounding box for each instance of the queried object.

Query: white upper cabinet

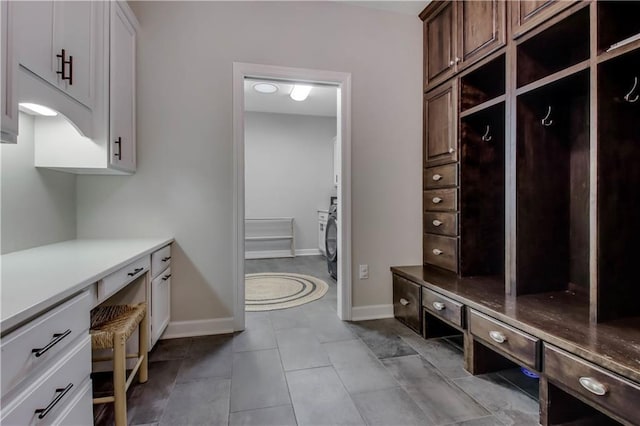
[109,2,136,173]
[1,1,18,143]
[12,1,97,109]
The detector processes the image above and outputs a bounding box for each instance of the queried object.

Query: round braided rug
[245,273,329,311]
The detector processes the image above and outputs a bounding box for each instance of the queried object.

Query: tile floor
[93,256,540,426]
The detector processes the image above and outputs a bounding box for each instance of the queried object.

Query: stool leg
[113,332,127,426]
[139,307,149,383]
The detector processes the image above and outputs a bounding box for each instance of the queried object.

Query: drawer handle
[432,174,443,181]
[162,256,171,262]
[432,197,443,204]
[399,298,410,306]
[432,301,446,311]
[35,383,74,419]
[449,148,456,154]
[31,329,72,358]
[489,331,507,344]
[579,377,608,396]
[128,267,144,277]
[162,274,172,281]
[432,249,443,256]
[432,220,443,227]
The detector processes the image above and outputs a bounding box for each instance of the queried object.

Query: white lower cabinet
[150,244,172,346]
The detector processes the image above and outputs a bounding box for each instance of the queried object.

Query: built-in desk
[1,238,173,425]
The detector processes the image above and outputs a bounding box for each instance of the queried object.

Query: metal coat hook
[481,125,492,142]
[624,76,639,103]
[541,106,553,127]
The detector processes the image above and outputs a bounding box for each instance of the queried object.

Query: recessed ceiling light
[19,103,58,116]
[253,83,278,94]
[290,84,312,101]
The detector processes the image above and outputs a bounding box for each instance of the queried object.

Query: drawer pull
[162,274,172,281]
[432,249,443,256]
[31,329,72,358]
[399,298,410,306]
[579,377,608,396]
[449,148,456,154]
[35,383,74,419]
[432,220,443,227]
[128,267,144,277]
[432,197,443,204]
[432,301,446,311]
[489,330,507,343]
[162,256,171,262]
[432,174,443,181]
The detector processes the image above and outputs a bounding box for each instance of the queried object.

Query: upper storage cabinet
[511,1,574,39]
[12,1,98,109]
[109,1,137,173]
[421,1,505,91]
[1,1,18,143]
[424,81,457,168]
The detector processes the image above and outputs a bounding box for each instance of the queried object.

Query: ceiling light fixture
[290,84,312,101]
[19,103,58,116]
[253,83,278,94]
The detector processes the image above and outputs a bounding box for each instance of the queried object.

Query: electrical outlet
[359,264,369,279]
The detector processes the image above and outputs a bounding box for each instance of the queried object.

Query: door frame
[232,62,352,331]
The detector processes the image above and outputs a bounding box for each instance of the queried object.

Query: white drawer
[51,379,93,426]
[98,255,150,302]
[151,245,171,278]
[1,336,91,426]
[151,267,171,345]
[1,292,90,397]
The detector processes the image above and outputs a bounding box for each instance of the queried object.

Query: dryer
[325,202,338,280]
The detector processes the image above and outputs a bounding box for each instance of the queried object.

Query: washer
[325,202,338,280]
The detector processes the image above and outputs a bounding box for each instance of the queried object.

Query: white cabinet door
[151,268,171,346]
[11,1,57,86]
[1,1,18,143]
[109,2,136,172]
[333,137,339,187]
[53,1,97,108]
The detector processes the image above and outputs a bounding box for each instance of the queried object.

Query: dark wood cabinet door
[423,2,456,90]
[511,0,574,38]
[457,0,505,68]
[424,81,457,167]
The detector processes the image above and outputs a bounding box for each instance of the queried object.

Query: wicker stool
[90,303,148,426]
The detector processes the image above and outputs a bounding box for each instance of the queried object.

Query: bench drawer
[422,287,464,328]
[469,310,540,370]
[151,244,172,279]
[393,275,422,333]
[98,255,150,302]
[544,344,640,424]
[1,292,90,397]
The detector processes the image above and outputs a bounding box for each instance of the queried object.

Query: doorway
[232,63,352,331]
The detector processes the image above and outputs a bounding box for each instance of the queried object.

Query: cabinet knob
[449,147,456,154]
[432,174,443,181]
[432,249,443,256]
[432,301,446,311]
[432,220,443,227]
[578,377,608,396]
[489,330,507,343]
[432,197,443,204]
[449,60,455,67]
[455,57,461,64]
[399,298,410,306]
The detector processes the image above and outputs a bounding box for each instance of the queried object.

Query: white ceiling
[342,1,431,16]
[244,80,338,117]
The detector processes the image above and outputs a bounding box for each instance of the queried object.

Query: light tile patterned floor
[94,256,539,426]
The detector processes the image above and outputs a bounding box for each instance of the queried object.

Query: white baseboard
[245,248,321,259]
[161,317,235,339]
[351,304,394,321]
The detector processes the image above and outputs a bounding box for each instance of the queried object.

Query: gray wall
[1,113,77,254]
[245,112,335,253]
[77,1,423,321]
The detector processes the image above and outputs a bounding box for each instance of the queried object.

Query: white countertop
[1,238,173,334]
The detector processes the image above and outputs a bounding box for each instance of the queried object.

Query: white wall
[77,1,423,322]
[245,112,335,253]
[1,113,77,254]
